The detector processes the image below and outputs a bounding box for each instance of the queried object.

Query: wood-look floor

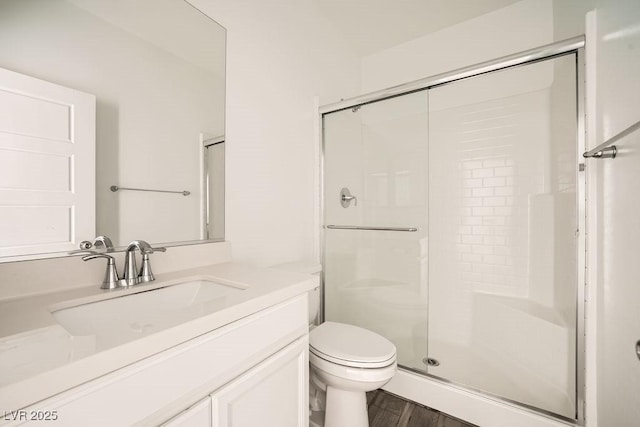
[367,390,478,427]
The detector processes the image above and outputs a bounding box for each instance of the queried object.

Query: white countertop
[0,262,318,413]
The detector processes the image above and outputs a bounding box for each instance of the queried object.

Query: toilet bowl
[271,261,397,427]
[309,321,397,427]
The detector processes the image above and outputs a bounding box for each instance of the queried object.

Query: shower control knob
[340,187,357,208]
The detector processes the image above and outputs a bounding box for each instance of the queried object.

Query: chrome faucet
[122,240,166,286]
[78,235,115,252]
[82,239,166,289]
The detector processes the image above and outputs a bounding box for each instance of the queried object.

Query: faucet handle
[82,254,120,290]
[142,245,166,255]
[126,240,166,254]
[138,247,166,283]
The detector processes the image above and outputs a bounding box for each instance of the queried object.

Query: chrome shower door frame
[319,36,587,425]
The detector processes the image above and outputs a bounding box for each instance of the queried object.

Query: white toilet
[273,261,397,427]
[309,321,397,427]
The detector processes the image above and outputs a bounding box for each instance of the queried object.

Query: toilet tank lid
[309,322,396,365]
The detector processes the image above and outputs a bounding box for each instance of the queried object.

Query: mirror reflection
[0,0,226,260]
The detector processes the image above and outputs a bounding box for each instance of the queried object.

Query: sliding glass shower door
[322,52,580,420]
[427,54,578,418]
[323,91,430,372]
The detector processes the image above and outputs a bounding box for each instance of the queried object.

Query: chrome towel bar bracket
[583,118,640,160]
[583,145,617,159]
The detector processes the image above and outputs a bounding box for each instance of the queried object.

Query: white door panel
[211,337,308,427]
[0,67,95,257]
[0,88,72,141]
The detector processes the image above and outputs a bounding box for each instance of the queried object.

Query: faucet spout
[123,240,149,286]
[93,235,114,252]
[122,240,166,286]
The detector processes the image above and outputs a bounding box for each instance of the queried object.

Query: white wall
[360,0,554,93]
[553,0,596,42]
[591,1,640,426]
[359,0,593,94]
[188,0,361,267]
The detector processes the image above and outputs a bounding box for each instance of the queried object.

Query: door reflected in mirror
[0,0,225,261]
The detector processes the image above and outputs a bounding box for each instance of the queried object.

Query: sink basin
[52,280,244,349]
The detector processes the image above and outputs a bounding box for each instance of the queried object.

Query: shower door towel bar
[583,119,640,159]
[326,225,418,232]
[110,185,190,196]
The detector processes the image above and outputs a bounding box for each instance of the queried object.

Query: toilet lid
[309,322,396,368]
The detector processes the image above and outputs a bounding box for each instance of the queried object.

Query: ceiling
[313,0,523,56]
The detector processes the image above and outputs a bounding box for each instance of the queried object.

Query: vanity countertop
[0,262,318,413]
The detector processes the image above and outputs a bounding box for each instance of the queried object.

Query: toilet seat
[310,351,398,386]
[309,322,396,368]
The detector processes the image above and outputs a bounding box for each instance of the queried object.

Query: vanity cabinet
[162,397,211,427]
[11,294,308,427]
[164,338,308,427]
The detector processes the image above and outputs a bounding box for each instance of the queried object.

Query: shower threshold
[394,366,578,426]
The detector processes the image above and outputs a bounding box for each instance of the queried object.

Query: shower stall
[321,37,585,424]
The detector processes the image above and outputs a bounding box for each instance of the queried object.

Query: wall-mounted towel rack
[110,185,190,196]
[583,119,640,159]
[326,225,418,232]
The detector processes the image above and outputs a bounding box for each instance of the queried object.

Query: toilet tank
[271,261,322,325]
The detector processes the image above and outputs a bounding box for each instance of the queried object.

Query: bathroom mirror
[0,0,225,261]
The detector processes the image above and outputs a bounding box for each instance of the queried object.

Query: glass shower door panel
[427,55,578,418]
[323,91,429,371]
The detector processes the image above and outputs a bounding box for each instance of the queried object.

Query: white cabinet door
[0,66,95,258]
[162,397,211,427]
[211,336,308,427]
